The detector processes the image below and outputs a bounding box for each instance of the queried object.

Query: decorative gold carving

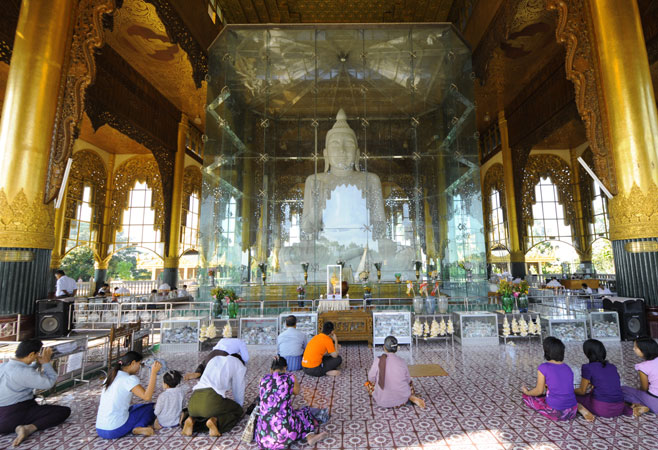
[521,154,576,239]
[110,156,165,235]
[546,0,617,194]
[0,189,55,249]
[182,165,202,204]
[45,0,119,203]
[624,241,658,253]
[609,182,658,241]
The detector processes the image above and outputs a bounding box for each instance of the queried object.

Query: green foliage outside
[60,246,95,281]
[592,239,615,274]
[108,247,153,280]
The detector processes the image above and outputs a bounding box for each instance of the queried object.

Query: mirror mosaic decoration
[200,24,485,298]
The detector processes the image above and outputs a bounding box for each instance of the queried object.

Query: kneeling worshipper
[255,356,328,449]
[0,339,71,447]
[366,336,426,408]
[182,352,247,437]
[302,321,342,377]
[277,315,308,371]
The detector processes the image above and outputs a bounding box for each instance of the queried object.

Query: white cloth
[158,283,171,291]
[598,287,612,294]
[192,355,246,406]
[317,299,350,312]
[214,338,249,363]
[56,276,78,297]
[154,385,187,427]
[583,287,593,294]
[96,370,140,430]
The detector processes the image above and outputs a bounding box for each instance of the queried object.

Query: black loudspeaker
[36,299,73,338]
[602,297,648,341]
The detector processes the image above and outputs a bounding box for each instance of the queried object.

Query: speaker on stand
[36,299,73,338]
[602,297,648,341]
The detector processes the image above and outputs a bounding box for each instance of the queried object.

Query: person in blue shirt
[0,339,71,447]
[277,315,309,371]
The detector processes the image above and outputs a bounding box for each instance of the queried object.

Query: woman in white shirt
[96,351,161,439]
[182,353,246,437]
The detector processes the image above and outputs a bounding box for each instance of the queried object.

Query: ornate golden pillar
[95,153,115,292]
[588,0,658,304]
[162,114,189,288]
[498,111,525,277]
[0,0,75,313]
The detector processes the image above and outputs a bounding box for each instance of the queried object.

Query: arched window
[488,189,507,250]
[181,192,200,252]
[528,176,573,247]
[590,182,609,239]
[65,184,97,252]
[114,181,163,255]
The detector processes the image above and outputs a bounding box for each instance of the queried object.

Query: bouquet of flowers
[296,285,305,296]
[497,279,513,296]
[210,286,237,302]
[430,281,440,297]
[406,280,416,297]
[419,282,429,297]
[364,285,372,294]
[458,261,473,271]
[514,280,529,296]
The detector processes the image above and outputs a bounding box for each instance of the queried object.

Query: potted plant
[210,286,237,317]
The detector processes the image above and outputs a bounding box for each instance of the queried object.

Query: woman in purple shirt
[367,336,425,408]
[574,339,632,421]
[522,337,577,421]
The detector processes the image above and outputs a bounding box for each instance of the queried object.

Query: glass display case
[589,311,621,342]
[541,316,588,342]
[279,312,317,340]
[198,24,486,301]
[412,314,454,348]
[452,311,498,346]
[496,312,542,342]
[239,317,279,345]
[72,301,121,330]
[373,311,412,345]
[160,319,200,353]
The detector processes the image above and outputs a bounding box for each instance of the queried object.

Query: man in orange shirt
[302,321,342,377]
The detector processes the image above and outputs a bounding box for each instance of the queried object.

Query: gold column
[0,0,76,249]
[588,0,658,240]
[50,188,69,269]
[98,154,115,267]
[165,114,189,269]
[498,112,525,269]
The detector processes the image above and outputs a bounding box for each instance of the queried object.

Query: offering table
[318,310,372,346]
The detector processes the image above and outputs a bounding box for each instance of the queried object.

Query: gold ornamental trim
[0,189,55,249]
[0,250,35,262]
[609,183,658,241]
[163,256,179,269]
[624,241,658,253]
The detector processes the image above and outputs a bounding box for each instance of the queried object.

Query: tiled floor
[2,340,656,449]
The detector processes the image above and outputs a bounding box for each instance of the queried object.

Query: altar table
[318,310,372,345]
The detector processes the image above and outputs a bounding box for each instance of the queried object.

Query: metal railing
[75,279,199,297]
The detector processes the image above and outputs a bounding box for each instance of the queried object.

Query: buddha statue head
[324,108,360,173]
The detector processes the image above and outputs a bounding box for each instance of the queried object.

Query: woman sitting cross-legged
[182,352,246,437]
[255,356,328,449]
[96,351,161,439]
[366,336,425,408]
[574,339,633,421]
[522,337,577,421]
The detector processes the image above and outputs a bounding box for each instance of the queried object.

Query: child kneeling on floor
[622,337,658,417]
[154,370,186,429]
[96,351,161,438]
[522,337,577,421]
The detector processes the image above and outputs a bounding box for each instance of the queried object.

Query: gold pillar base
[609,182,658,241]
[0,188,55,249]
[164,256,179,269]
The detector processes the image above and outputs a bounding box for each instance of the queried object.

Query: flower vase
[214,299,223,317]
[502,295,514,314]
[228,300,239,319]
[297,294,305,308]
[437,296,448,314]
[518,294,529,313]
[413,296,424,314]
[425,296,437,315]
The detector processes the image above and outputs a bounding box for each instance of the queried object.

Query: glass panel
[202,25,485,297]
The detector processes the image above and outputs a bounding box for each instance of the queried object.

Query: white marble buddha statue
[301,108,386,240]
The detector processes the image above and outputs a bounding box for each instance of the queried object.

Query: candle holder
[258,262,267,285]
[374,262,382,283]
[301,262,309,285]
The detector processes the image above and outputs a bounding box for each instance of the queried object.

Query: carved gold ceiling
[79,113,151,155]
[216,0,456,23]
[535,117,587,149]
[105,0,206,128]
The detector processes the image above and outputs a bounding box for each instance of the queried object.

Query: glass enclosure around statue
[200,24,485,298]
